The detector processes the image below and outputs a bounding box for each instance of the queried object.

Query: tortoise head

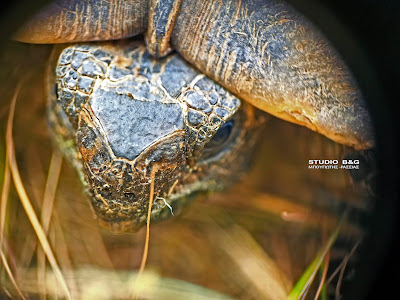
[50,41,266,232]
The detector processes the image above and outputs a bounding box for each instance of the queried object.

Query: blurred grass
[5,267,236,300]
[287,212,346,300]
[0,41,367,300]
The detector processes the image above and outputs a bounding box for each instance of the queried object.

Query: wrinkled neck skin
[47,41,266,233]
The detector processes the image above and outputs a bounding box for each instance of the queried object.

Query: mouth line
[137,179,223,224]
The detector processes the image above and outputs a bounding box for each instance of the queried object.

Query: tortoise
[14,0,375,232]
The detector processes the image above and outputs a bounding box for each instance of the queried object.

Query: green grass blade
[286,213,346,300]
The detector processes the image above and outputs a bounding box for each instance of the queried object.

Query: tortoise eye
[200,120,237,161]
[207,120,234,148]
[202,120,234,157]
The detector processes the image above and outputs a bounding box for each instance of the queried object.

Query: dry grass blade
[211,222,292,300]
[325,240,360,286]
[1,85,26,299]
[134,166,159,298]
[5,83,72,300]
[0,250,26,299]
[334,241,361,299]
[313,251,330,300]
[138,166,157,274]
[51,211,77,296]
[40,151,63,233]
[0,139,11,246]
[37,151,63,300]
[286,212,347,300]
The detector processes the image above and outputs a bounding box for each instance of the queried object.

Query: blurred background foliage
[0,37,369,300]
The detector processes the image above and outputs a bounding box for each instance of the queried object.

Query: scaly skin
[47,40,266,232]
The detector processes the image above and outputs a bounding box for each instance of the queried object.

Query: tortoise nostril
[124,192,136,201]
